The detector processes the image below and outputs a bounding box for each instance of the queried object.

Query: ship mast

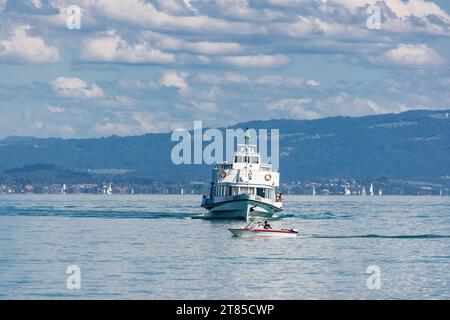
[245,128,250,192]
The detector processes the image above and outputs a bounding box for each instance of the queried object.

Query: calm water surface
[0,195,449,299]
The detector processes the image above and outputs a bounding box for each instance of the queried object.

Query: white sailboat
[312,186,316,196]
[361,186,366,196]
[201,132,283,220]
[106,183,113,195]
[344,186,351,196]
[378,189,382,196]
[369,183,374,196]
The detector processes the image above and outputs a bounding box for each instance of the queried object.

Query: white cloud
[117,79,160,90]
[256,75,313,87]
[267,98,319,119]
[274,15,365,38]
[219,54,290,68]
[214,0,285,21]
[255,75,284,86]
[268,98,312,109]
[91,111,185,136]
[223,72,251,84]
[164,39,242,55]
[91,122,138,136]
[194,72,251,85]
[385,0,450,19]
[190,101,220,113]
[51,77,104,99]
[370,43,445,68]
[93,0,264,35]
[0,0,7,11]
[0,25,59,63]
[159,70,189,95]
[115,95,135,106]
[1,0,450,139]
[30,0,42,9]
[155,0,198,15]
[80,30,175,64]
[328,0,450,20]
[144,31,243,55]
[47,106,66,113]
[306,79,320,87]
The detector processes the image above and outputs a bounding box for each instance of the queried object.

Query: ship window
[257,188,266,198]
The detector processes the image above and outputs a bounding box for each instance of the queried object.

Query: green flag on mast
[244,128,250,142]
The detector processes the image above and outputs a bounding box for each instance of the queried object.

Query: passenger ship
[201,139,283,220]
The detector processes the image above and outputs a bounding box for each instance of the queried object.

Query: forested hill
[0,109,449,184]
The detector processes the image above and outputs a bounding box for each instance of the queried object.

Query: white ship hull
[202,195,281,220]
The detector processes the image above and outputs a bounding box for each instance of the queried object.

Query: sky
[0,0,449,138]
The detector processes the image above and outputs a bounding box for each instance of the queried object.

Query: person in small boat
[263,221,272,229]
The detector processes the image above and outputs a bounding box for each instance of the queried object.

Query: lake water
[0,195,449,299]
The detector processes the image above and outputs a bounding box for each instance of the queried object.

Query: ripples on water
[0,195,449,299]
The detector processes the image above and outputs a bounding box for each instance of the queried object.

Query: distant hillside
[0,109,449,184]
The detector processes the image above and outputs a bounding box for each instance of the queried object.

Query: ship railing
[237,144,257,147]
[215,163,233,170]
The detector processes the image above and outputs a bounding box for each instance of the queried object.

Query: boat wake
[307,234,450,239]
[0,207,205,219]
[278,212,353,220]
